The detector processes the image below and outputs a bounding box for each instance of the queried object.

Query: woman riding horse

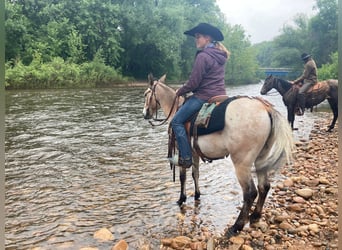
[170,23,230,168]
[143,75,294,237]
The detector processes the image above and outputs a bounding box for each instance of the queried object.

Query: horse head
[143,73,163,120]
[260,75,275,95]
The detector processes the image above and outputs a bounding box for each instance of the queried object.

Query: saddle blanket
[190,96,238,136]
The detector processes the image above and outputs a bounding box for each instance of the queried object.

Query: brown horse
[260,75,338,132]
[143,74,294,237]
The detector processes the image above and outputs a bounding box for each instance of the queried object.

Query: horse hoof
[249,214,261,225]
[177,200,184,206]
[224,227,238,239]
[177,195,187,206]
[292,127,298,131]
[327,127,333,132]
[195,191,201,200]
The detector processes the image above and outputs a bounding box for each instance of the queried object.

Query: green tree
[5,0,260,86]
[317,51,338,79]
[223,24,258,84]
[309,0,338,66]
[5,1,30,62]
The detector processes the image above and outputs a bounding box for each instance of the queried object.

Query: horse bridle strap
[148,82,180,127]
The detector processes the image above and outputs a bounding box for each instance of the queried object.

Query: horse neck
[274,78,292,95]
[155,82,180,119]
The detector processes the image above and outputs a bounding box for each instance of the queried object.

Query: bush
[5,54,130,89]
[318,52,338,80]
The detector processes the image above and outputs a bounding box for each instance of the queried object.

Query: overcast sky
[216,0,317,44]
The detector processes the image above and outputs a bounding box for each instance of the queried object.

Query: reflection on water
[5,84,324,249]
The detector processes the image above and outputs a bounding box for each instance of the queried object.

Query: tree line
[5,0,338,89]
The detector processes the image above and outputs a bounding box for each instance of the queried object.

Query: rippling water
[5,83,325,249]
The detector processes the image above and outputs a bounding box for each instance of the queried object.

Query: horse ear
[148,73,154,86]
[159,74,167,83]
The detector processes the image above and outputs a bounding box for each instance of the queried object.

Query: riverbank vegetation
[5,0,338,89]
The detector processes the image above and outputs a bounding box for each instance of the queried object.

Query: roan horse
[260,75,338,132]
[143,74,294,237]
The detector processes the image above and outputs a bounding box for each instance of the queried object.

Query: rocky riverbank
[83,115,338,250]
[160,115,338,250]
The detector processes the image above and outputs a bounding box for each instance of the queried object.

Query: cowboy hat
[184,23,224,41]
[301,53,311,60]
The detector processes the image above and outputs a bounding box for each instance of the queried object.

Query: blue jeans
[170,96,205,160]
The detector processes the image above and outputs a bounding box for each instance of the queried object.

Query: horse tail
[255,107,294,172]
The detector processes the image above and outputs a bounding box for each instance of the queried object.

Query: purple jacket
[177,47,227,101]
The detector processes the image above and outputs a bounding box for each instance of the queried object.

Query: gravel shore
[161,115,338,250]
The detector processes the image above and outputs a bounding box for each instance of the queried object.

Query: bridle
[146,81,180,127]
[263,77,281,96]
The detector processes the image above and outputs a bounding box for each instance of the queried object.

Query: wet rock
[283,178,294,187]
[252,221,268,232]
[170,236,191,249]
[295,188,313,199]
[287,203,303,212]
[189,241,205,250]
[139,244,150,250]
[292,196,306,203]
[274,215,290,223]
[206,237,215,250]
[111,240,128,250]
[94,228,114,241]
[250,230,262,238]
[318,177,330,185]
[304,179,319,187]
[241,244,253,250]
[308,224,319,233]
[279,221,294,231]
[161,238,173,246]
[295,225,308,233]
[229,236,244,245]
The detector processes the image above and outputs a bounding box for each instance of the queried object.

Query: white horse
[143,74,294,237]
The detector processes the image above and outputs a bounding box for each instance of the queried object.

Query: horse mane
[274,77,292,91]
[155,80,185,111]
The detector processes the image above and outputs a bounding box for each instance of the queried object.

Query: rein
[264,78,290,96]
[148,82,179,127]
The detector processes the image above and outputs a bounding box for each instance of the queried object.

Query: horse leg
[192,155,200,201]
[249,168,270,224]
[327,98,338,132]
[287,106,296,130]
[226,165,257,237]
[177,167,187,205]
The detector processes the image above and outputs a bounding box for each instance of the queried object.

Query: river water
[5,83,327,249]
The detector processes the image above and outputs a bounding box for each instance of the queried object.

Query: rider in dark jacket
[292,53,318,115]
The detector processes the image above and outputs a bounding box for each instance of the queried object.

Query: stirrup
[167,155,192,168]
[167,154,179,165]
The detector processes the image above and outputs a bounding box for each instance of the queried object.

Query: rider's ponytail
[215,42,231,60]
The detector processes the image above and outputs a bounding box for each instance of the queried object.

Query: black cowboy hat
[301,53,311,60]
[184,23,224,41]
